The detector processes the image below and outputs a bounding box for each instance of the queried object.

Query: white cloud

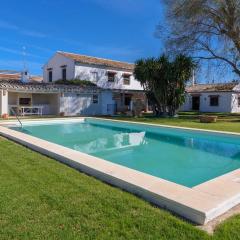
[0,59,43,74]
[0,21,18,30]
[21,30,46,38]
[59,37,142,60]
[87,0,155,15]
[0,38,54,55]
[28,44,54,54]
[0,46,23,55]
[0,20,46,38]
[0,46,44,59]
[88,45,142,60]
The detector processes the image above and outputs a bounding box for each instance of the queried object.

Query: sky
[0,0,164,75]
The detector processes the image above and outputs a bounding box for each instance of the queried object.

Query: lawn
[106,112,240,133]
[0,137,240,239]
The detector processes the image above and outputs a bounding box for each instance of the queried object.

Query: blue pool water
[10,119,240,187]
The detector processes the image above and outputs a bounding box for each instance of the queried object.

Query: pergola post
[0,89,8,116]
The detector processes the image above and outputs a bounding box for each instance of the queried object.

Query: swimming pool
[10,118,240,188]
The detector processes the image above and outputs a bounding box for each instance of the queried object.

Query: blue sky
[0,0,164,75]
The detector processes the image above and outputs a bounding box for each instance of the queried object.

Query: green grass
[106,112,240,133]
[0,137,240,239]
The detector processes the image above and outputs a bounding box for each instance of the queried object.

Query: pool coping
[2,116,240,135]
[0,117,240,225]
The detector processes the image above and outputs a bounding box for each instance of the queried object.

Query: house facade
[0,51,148,118]
[43,51,147,113]
[181,83,240,113]
[0,71,115,117]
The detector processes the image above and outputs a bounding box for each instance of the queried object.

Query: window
[107,72,116,82]
[92,94,99,104]
[19,98,31,106]
[123,77,130,85]
[91,71,98,83]
[123,73,131,85]
[48,71,53,82]
[210,95,219,106]
[62,68,66,80]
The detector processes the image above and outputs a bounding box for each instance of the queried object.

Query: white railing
[20,106,43,116]
[10,107,23,128]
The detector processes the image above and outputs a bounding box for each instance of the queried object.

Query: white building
[181,83,240,113]
[0,71,115,117]
[0,51,147,117]
[43,51,147,112]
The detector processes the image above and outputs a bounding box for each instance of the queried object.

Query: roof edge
[57,50,135,66]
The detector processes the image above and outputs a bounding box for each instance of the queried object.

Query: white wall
[101,91,115,115]
[1,89,115,116]
[74,63,143,91]
[43,53,143,91]
[231,93,240,113]
[181,94,192,111]
[60,92,103,116]
[43,53,75,82]
[200,92,232,112]
[181,92,237,113]
[59,91,115,116]
[0,90,8,115]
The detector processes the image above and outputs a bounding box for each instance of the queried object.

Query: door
[192,96,200,111]
[124,94,132,110]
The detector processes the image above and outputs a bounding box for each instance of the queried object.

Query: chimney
[21,70,30,83]
[21,46,29,83]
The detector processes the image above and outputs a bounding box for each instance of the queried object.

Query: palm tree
[134,54,195,117]
[167,54,195,116]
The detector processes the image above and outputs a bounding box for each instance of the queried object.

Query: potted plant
[200,115,218,123]
[1,113,9,119]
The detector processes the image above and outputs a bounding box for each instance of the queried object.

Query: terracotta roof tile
[58,51,134,71]
[0,73,22,81]
[30,76,43,82]
[186,83,239,93]
[0,73,43,82]
[0,79,100,93]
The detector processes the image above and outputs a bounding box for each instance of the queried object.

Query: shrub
[55,79,97,87]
